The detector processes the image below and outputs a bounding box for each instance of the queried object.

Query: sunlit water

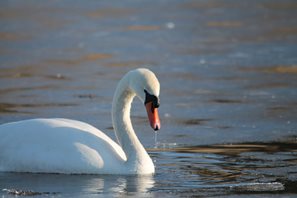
[1,0,297,197]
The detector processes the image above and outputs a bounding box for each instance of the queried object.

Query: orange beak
[145,102,161,131]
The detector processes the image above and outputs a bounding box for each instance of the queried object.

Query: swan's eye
[144,90,160,108]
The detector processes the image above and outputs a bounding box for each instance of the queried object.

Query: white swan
[0,68,161,175]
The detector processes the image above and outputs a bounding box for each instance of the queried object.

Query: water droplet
[154,131,158,148]
[166,22,175,29]
[164,113,171,118]
[199,59,206,64]
[56,73,62,79]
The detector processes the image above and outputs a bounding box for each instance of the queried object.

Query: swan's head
[128,68,161,131]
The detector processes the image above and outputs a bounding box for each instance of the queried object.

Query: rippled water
[1,0,297,197]
[1,142,297,197]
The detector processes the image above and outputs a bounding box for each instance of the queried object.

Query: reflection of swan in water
[104,175,155,194]
[0,68,160,174]
[71,174,155,195]
[0,173,155,196]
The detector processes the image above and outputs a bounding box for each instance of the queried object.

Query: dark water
[1,0,297,197]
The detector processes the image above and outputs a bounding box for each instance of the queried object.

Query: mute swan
[0,68,160,175]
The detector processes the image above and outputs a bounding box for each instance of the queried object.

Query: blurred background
[1,0,296,147]
[1,0,297,196]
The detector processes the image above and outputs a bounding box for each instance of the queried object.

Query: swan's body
[0,118,130,174]
[0,68,160,175]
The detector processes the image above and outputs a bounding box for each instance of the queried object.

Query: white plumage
[0,68,160,175]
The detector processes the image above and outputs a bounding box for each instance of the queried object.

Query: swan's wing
[0,118,127,174]
[51,118,127,160]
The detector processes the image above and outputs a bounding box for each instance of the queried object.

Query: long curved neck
[111,77,149,165]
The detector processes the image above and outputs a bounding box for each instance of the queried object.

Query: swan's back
[0,118,127,174]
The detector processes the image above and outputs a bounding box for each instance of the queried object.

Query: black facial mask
[144,90,160,108]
